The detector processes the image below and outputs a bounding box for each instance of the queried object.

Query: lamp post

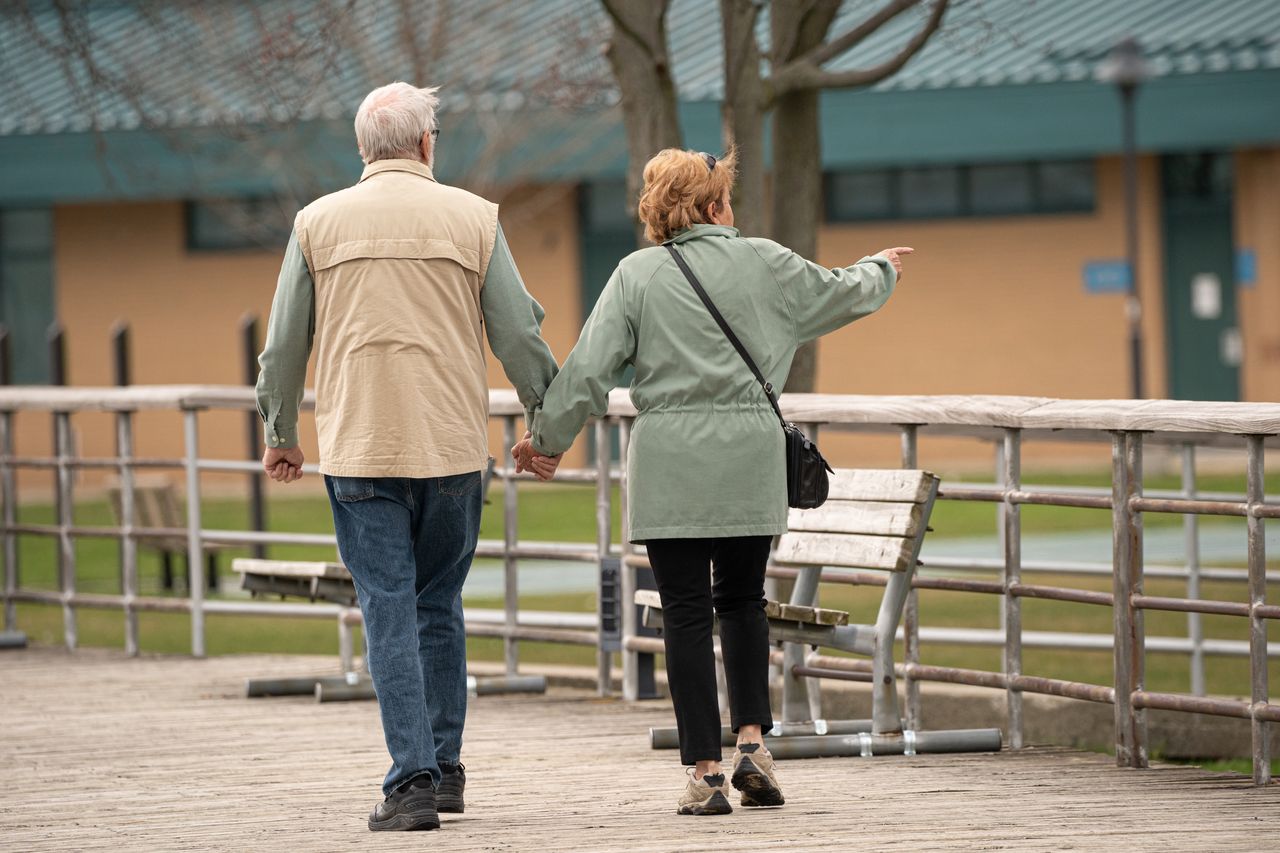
[1097,37,1151,399]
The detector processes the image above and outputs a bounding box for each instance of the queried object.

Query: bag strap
[664,243,787,429]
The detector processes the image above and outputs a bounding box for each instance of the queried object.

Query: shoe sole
[437,794,464,814]
[676,789,732,816]
[732,757,785,807]
[368,813,441,831]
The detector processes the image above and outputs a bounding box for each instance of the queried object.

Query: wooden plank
[774,531,913,572]
[635,588,848,626]
[2,646,1276,852]
[768,600,849,626]
[788,499,923,537]
[826,468,935,503]
[231,558,350,580]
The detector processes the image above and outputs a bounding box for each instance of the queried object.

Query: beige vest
[295,159,499,478]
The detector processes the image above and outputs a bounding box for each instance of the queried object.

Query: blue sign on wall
[1083,260,1132,294]
[1237,248,1257,288]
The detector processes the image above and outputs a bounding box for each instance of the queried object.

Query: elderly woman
[516,148,910,815]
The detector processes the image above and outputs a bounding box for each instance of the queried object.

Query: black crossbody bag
[665,244,833,509]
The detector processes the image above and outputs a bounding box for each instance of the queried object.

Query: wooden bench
[641,468,1000,755]
[233,558,356,607]
[107,479,231,591]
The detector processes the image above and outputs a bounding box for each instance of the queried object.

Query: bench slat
[231,558,350,580]
[633,589,848,626]
[826,469,935,503]
[774,531,913,572]
[787,500,923,537]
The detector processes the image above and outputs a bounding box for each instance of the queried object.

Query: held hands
[511,431,562,482]
[262,446,304,483]
[875,246,914,281]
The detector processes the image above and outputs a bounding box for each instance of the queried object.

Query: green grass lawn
[6,472,1277,699]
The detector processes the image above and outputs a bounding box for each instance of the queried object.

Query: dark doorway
[1161,152,1239,401]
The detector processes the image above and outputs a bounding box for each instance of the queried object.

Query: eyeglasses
[700,152,716,171]
[430,127,441,141]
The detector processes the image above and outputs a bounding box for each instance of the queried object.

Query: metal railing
[0,386,1275,785]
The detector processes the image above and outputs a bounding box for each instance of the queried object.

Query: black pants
[647,535,775,765]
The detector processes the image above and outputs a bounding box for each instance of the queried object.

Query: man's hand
[875,246,915,280]
[511,432,561,482]
[263,446,305,483]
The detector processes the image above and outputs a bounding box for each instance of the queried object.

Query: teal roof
[1,0,1277,203]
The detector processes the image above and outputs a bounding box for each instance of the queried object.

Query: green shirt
[530,224,895,542]
[257,222,558,450]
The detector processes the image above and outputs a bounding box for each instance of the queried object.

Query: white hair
[354,82,440,165]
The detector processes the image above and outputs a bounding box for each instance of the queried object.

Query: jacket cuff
[265,422,298,449]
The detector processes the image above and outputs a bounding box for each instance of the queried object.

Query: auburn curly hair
[636,147,738,245]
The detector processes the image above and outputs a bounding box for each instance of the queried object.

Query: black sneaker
[438,762,466,813]
[368,775,440,831]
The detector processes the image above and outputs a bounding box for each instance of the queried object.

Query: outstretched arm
[747,238,910,343]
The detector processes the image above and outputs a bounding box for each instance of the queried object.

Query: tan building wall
[1235,148,1280,403]
[811,155,1170,471]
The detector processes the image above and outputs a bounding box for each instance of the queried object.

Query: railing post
[117,410,139,656]
[183,408,206,658]
[502,415,519,676]
[1245,435,1270,786]
[619,417,639,701]
[1001,427,1022,749]
[1112,431,1147,768]
[595,417,613,697]
[241,315,267,560]
[900,424,922,730]
[1181,443,1205,696]
[54,411,77,650]
[1,411,16,632]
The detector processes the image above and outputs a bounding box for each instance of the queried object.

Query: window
[826,170,893,221]
[899,167,962,218]
[0,208,56,384]
[824,159,1096,222]
[970,163,1034,215]
[186,198,296,251]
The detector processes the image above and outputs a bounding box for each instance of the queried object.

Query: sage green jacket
[530,223,896,543]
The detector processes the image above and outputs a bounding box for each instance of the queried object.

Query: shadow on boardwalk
[1,647,1275,852]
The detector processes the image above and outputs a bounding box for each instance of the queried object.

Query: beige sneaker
[731,743,784,807]
[676,770,733,816]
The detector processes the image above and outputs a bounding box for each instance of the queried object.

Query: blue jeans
[326,471,483,795]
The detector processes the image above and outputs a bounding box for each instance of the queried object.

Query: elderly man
[256,81,559,831]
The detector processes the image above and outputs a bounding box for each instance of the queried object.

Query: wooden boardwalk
[1,647,1276,852]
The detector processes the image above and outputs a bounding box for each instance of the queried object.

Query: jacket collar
[667,223,740,244]
[359,158,437,183]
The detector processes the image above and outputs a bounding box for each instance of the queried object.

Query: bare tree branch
[771,0,949,98]
[804,0,920,68]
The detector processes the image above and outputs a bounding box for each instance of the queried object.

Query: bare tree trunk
[719,0,765,237]
[603,0,682,243]
[771,2,840,392]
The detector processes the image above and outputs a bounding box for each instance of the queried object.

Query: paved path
[1,646,1276,851]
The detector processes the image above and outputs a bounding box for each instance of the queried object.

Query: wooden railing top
[2,385,1279,440]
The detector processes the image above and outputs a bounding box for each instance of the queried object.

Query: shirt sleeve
[746,238,897,344]
[481,223,560,426]
[255,230,314,449]
[530,265,635,457]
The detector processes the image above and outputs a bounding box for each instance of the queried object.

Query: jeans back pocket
[438,470,482,497]
[331,476,376,503]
